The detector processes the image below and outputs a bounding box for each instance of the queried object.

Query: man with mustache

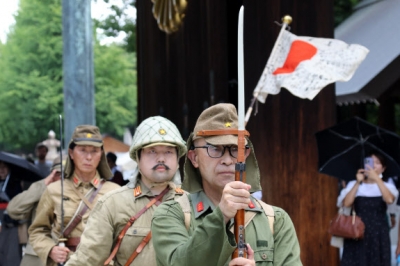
[66,116,187,266]
[151,104,302,266]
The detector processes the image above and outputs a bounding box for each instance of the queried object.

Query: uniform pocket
[254,248,274,263]
[117,226,151,261]
[125,226,150,237]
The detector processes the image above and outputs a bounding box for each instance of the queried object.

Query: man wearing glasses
[152,103,302,266]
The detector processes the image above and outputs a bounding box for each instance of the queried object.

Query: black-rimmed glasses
[191,144,248,158]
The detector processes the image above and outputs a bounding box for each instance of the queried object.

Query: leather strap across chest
[63,180,105,237]
[104,186,170,266]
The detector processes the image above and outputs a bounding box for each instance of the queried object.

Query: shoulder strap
[124,232,152,266]
[63,180,105,237]
[253,198,275,234]
[228,211,258,233]
[104,186,170,266]
[69,183,95,210]
[176,193,191,230]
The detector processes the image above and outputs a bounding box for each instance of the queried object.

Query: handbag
[328,208,365,239]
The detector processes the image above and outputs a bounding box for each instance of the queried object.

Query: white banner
[254,30,369,102]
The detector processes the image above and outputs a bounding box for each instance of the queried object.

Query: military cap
[192,103,247,146]
[71,125,103,147]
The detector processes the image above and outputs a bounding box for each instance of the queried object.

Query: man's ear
[187,150,199,168]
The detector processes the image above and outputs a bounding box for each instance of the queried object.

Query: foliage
[94,0,136,52]
[0,0,137,152]
[94,44,137,137]
[334,0,361,26]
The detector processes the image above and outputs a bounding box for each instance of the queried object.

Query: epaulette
[134,186,142,197]
[175,188,185,195]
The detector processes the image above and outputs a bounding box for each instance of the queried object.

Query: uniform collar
[132,179,181,200]
[191,191,263,219]
[72,171,102,188]
[191,191,215,219]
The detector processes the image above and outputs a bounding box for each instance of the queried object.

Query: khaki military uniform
[7,179,47,266]
[66,179,184,266]
[28,171,120,266]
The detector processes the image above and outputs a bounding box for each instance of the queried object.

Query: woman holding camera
[337,151,398,266]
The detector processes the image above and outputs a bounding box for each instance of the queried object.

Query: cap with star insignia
[71,125,103,147]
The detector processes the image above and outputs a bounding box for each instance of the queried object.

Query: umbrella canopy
[0,151,45,182]
[315,116,400,181]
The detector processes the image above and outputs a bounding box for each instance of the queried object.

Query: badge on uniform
[196,202,204,212]
[134,186,142,197]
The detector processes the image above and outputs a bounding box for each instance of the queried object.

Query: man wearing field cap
[152,103,302,266]
[66,116,187,266]
[7,157,63,266]
[29,125,120,266]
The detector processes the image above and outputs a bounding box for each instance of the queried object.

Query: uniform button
[133,229,137,234]
[262,253,267,260]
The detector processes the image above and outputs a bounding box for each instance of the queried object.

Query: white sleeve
[336,181,356,208]
[385,182,399,212]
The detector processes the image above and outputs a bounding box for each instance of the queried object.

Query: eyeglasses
[191,144,248,158]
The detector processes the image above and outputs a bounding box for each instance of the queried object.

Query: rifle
[232,6,247,259]
[58,115,67,266]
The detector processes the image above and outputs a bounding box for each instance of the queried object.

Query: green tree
[0,0,136,152]
[334,0,361,26]
[95,0,136,52]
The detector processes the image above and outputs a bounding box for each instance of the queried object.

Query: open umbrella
[0,151,45,202]
[315,116,400,181]
[0,151,45,182]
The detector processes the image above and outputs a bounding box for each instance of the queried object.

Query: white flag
[254,30,369,102]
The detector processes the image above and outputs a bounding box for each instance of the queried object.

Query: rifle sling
[104,186,170,266]
[63,180,105,237]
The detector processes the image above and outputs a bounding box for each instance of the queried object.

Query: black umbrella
[315,116,400,181]
[0,151,45,182]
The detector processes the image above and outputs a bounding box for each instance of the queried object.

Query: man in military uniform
[29,125,120,266]
[152,103,302,266]
[7,157,63,266]
[66,116,187,266]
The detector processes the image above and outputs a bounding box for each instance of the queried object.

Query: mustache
[152,163,170,170]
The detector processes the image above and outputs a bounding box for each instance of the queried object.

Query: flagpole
[244,15,292,125]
